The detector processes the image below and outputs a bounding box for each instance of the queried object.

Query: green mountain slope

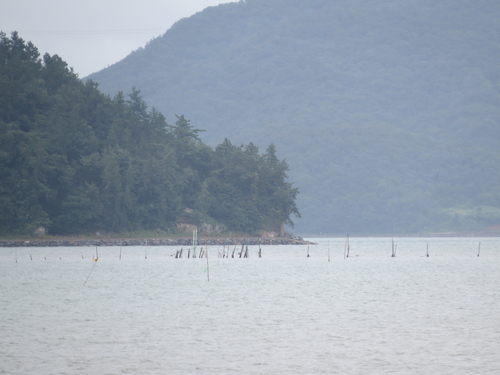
[87,0,500,234]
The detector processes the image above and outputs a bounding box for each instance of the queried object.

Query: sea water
[1,237,499,374]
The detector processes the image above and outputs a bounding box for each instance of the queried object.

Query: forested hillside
[0,32,299,236]
[87,0,500,234]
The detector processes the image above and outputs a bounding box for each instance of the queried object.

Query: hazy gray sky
[2,0,237,77]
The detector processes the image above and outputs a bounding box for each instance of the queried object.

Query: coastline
[0,236,314,248]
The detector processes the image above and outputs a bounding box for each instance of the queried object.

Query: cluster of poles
[173,244,261,259]
[304,235,481,261]
[7,236,485,286]
[9,239,485,264]
[8,241,264,285]
[8,243,264,263]
[308,236,483,259]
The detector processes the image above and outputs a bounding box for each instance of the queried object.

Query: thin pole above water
[344,234,350,259]
[193,229,198,258]
[391,238,396,258]
[206,245,210,282]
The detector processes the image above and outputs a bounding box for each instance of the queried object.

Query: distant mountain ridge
[87,0,500,234]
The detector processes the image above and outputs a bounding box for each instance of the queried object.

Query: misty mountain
[87,0,500,234]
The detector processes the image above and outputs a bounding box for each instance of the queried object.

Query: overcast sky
[2,0,237,77]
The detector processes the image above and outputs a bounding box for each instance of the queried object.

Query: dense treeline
[0,32,299,236]
[88,0,500,234]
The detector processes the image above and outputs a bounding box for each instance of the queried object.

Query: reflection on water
[1,237,499,374]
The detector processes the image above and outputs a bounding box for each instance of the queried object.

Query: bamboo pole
[206,245,210,282]
[192,229,198,258]
[344,236,347,259]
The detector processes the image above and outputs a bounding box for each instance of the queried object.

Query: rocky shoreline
[0,237,313,248]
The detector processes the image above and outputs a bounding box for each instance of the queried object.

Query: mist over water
[1,237,499,374]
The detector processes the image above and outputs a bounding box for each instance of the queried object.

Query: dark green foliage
[202,140,299,234]
[87,0,500,234]
[0,32,299,236]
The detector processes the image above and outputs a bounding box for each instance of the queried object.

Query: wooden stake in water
[15,248,17,263]
[119,246,122,260]
[348,235,351,258]
[193,229,198,258]
[426,242,429,257]
[344,237,346,259]
[328,241,330,262]
[477,242,481,257]
[344,234,350,258]
[206,245,210,282]
[307,246,310,258]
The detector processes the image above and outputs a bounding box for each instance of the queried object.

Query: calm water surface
[1,237,499,374]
